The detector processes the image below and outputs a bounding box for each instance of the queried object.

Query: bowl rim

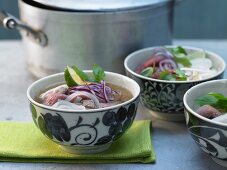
[183,79,227,127]
[124,45,226,84]
[27,71,140,113]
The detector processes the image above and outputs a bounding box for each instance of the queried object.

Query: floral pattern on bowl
[30,100,138,147]
[185,110,227,160]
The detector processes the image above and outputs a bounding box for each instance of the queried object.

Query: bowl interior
[27,71,140,111]
[125,46,225,83]
[184,79,227,124]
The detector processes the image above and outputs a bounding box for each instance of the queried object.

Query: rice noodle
[181,67,217,80]
[52,100,86,110]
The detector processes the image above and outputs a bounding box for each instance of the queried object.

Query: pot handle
[0,11,48,47]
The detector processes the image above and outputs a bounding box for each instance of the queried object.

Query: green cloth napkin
[0,120,155,164]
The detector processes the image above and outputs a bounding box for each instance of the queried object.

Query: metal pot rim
[21,0,173,12]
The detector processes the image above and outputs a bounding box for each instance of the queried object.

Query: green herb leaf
[168,46,192,67]
[174,53,192,67]
[195,95,218,106]
[169,46,187,55]
[208,92,227,101]
[71,65,94,82]
[93,64,105,83]
[159,70,176,81]
[159,69,187,81]
[195,93,227,112]
[175,68,187,81]
[140,67,154,77]
[215,100,227,112]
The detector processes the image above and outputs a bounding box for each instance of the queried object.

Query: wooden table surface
[0,40,227,170]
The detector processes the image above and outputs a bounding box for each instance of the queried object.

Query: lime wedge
[64,66,85,87]
[188,51,206,60]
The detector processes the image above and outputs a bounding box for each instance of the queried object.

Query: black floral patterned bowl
[27,71,140,154]
[184,79,227,167]
[124,46,225,121]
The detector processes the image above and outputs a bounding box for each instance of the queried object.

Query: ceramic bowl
[124,46,225,121]
[27,71,140,154]
[184,79,227,167]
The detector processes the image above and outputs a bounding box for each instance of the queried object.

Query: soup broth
[36,83,133,110]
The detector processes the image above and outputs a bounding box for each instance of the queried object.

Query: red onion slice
[159,59,177,71]
[151,47,173,59]
[101,80,108,103]
[68,81,115,103]
[136,47,174,73]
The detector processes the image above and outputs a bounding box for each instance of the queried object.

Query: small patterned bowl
[124,46,225,121]
[184,79,227,167]
[27,71,140,154]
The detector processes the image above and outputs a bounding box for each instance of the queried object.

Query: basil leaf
[71,65,94,82]
[174,53,192,67]
[140,67,154,77]
[208,93,227,112]
[159,70,169,79]
[195,95,218,106]
[175,69,187,81]
[163,75,176,81]
[196,93,227,112]
[168,46,192,67]
[168,46,187,55]
[208,92,227,101]
[160,70,176,81]
[93,64,105,83]
[216,100,227,112]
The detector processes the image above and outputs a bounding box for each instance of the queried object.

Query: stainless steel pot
[0,0,180,78]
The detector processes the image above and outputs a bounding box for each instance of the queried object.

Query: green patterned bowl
[124,46,225,121]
